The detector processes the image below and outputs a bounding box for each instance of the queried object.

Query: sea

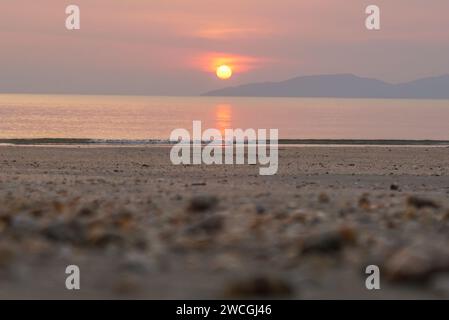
[1,94,449,142]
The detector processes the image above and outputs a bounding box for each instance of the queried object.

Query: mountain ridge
[203,74,449,99]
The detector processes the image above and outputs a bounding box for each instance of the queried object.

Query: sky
[1,0,448,95]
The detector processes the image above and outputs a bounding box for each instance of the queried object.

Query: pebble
[118,254,149,275]
[430,274,449,297]
[11,215,39,234]
[318,193,330,203]
[300,226,357,254]
[113,275,142,295]
[88,228,126,248]
[255,204,266,215]
[185,215,225,234]
[390,184,400,191]
[44,220,86,244]
[358,194,371,210]
[290,209,326,225]
[0,246,15,267]
[187,195,219,212]
[224,275,294,298]
[385,245,449,281]
[407,196,440,209]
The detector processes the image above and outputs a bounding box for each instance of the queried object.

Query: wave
[1,138,449,146]
[0,138,172,145]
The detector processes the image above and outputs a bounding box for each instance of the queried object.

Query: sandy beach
[1,145,449,299]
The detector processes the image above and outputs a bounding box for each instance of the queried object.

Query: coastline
[1,138,449,146]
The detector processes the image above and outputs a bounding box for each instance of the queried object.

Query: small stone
[318,193,330,203]
[113,275,142,295]
[173,194,183,201]
[441,210,449,221]
[11,215,39,234]
[385,248,432,281]
[52,201,65,214]
[191,182,207,186]
[407,196,440,209]
[185,215,224,234]
[255,204,266,215]
[187,195,218,212]
[431,274,449,297]
[78,206,95,217]
[0,246,15,267]
[358,195,371,210]
[224,275,293,298]
[390,184,400,191]
[385,245,449,282]
[89,229,126,248]
[118,255,149,274]
[300,226,357,254]
[0,214,11,229]
[44,220,86,244]
[112,211,134,229]
[291,210,326,225]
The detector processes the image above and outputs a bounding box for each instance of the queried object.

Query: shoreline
[1,138,449,146]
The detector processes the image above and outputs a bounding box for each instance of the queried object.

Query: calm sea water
[1,94,449,140]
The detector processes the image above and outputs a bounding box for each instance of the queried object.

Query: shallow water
[1,94,449,140]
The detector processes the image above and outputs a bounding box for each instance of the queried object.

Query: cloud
[193,27,274,40]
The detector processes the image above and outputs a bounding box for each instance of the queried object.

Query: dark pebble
[390,184,400,191]
[407,196,440,209]
[187,195,219,212]
[186,215,224,234]
[301,227,357,254]
[224,276,293,298]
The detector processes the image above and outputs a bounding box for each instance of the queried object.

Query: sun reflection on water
[214,104,233,135]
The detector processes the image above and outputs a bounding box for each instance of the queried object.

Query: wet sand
[1,145,449,299]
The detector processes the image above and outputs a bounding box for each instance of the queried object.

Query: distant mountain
[203,74,449,99]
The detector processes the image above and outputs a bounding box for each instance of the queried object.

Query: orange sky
[1,0,448,95]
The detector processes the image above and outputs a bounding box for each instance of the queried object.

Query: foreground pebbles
[1,189,449,299]
[0,199,149,254]
[384,243,449,282]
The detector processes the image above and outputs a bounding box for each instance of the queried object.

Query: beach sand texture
[1,146,449,299]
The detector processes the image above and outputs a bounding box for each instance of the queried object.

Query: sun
[216,65,233,80]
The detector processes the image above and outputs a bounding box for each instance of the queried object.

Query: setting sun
[216,65,233,80]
